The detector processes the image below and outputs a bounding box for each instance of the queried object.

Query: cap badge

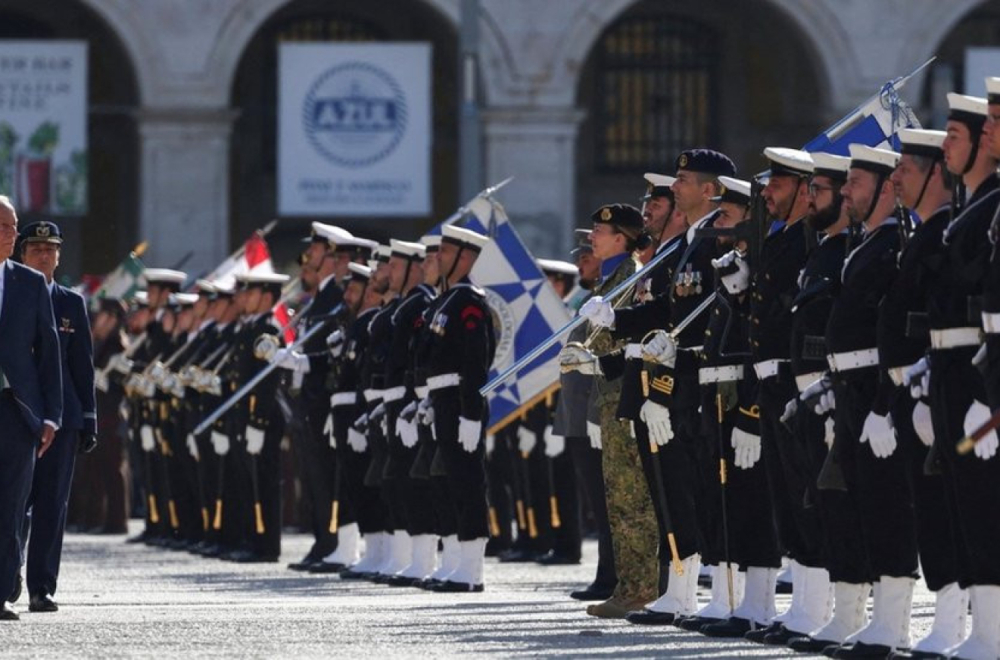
[679,154,689,168]
[37,223,50,237]
[600,207,612,222]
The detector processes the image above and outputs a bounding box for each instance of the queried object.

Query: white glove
[96,371,109,393]
[326,329,345,358]
[140,425,155,452]
[352,412,369,432]
[823,416,835,450]
[580,296,615,328]
[780,398,798,425]
[543,426,565,458]
[347,426,368,453]
[323,412,335,448]
[912,401,934,447]
[964,400,998,460]
[640,400,674,446]
[712,250,750,295]
[587,420,602,450]
[800,376,834,414]
[458,417,481,453]
[374,403,388,438]
[245,425,265,456]
[731,427,761,469]
[517,426,537,454]
[273,347,311,374]
[973,343,987,368]
[904,357,930,400]
[860,412,897,459]
[558,344,600,375]
[641,330,677,367]
[485,434,496,455]
[397,417,419,448]
[211,430,230,456]
[417,396,434,426]
[186,433,199,460]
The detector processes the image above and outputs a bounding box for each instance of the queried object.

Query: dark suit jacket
[0,260,62,434]
[51,283,96,433]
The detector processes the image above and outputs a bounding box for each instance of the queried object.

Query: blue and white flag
[458,196,571,432]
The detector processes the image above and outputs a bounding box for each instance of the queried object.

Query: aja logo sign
[303,62,408,169]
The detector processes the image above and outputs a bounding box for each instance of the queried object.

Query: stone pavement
[5,524,936,658]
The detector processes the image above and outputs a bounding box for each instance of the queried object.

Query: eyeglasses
[808,183,835,195]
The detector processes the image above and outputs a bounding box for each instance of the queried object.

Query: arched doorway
[575,0,827,218]
[229,0,458,267]
[0,0,139,280]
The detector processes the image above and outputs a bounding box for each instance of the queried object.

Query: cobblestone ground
[5,523,936,659]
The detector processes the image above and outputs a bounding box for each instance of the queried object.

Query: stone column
[483,106,586,260]
[137,108,237,276]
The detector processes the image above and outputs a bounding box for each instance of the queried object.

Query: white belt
[983,312,1000,334]
[624,343,643,360]
[427,373,461,391]
[698,365,744,384]
[382,386,406,403]
[795,371,824,394]
[930,327,982,350]
[887,366,909,387]
[827,348,878,373]
[415,385,429,399]
[330,392,357,407]
[362,388,383,403]
[753,359,787,380]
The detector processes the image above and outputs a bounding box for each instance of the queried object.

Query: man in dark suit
[16,220,96,614]
[0,198,63,621]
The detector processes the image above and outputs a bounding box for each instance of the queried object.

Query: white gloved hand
[973,343,987,367]
[517,426,537,454]
[640,400,674,446]
[96,370,110,393]
[140,425,155,452]
[326,329,345,358]
[579,295,615,328]
[323,412,335,448]
[374,403,388,438]
[912,401,934,447]
[904,357,930,400]
[731,427,762,469]
[245,425,265,456]
[272,347,311,374]
[800,376,834,414]
[780,398,798,425]
[587,420,602,450]
[964,399,999,460]
[558,344,600,375]
[641,330,677,367]
[823,416,835,450]
[712,250,750,295]
[417,397,434,426]
[186,433,199,460]
[397,417,419,448]
[485,434,495,455]
[543,426,565,457]
[352,412,369,433]
[458,417,481,453]
[211,430,230,456]
[860,412,897,458]
[347,426,368,453]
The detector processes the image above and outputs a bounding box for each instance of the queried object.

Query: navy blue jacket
[0,260,62,434]
[51,283,96,433]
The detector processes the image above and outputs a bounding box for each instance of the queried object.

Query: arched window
[593,11,719,173]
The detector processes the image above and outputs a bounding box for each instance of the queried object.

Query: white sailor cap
[142,268,186,287]
[194,279,216,295]
[333,236,378,258]
[642,173,676,200]
[897,128,946,159]
[442,224,490,252]
[848,144,900,175]
[537,258,578,277]
[308,222,354,246]
[763,147,814,177]
[947,93,988,129]
[420,234,442,252]
[236,272,291,287]
[811,153,851,180]
[711,176,752,206]
[367,259,380,271]
[375,244,392,262]
[132,291,149,306]
[210,279,236,296]
[987,78,1000,104]
[348,263,372,281]
[389,238,427,260]
[170,292,199,307]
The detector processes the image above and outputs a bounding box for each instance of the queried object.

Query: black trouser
[833,370,918,580]
[547,449,582,559]
[484,436,513,549]
[930,348,1000,587]
[251,427,283,558]
[297,406,337,559]
[568,438,616,590]
[0,393,37,602]
[431,392,489,540]
[759,374,825,567]
[894,394,963,592]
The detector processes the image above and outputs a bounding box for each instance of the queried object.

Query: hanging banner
[278,42,431,217]
[0,40,88,215]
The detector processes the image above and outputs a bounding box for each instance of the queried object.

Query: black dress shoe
[497,548,537,563]
[307,561,345,574]
[535,551,581,566]
[0,602,18,621]
[28,594,58,613]
[200,543,223,558]
[823,643,847,658]
[788,635,842,653]
[414,578,442,590]
[744,622,784,643]
[764,625,809,645]
[287,557,320,571]
[237,553,279,564]
[700,616,756,638]
[678,615,721,631]
[431,580,484,593]
[624,608,675,626]
[570,584,615,601]
[9,574,22,603]
[831,641,895,658]
[386,575,419,587]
